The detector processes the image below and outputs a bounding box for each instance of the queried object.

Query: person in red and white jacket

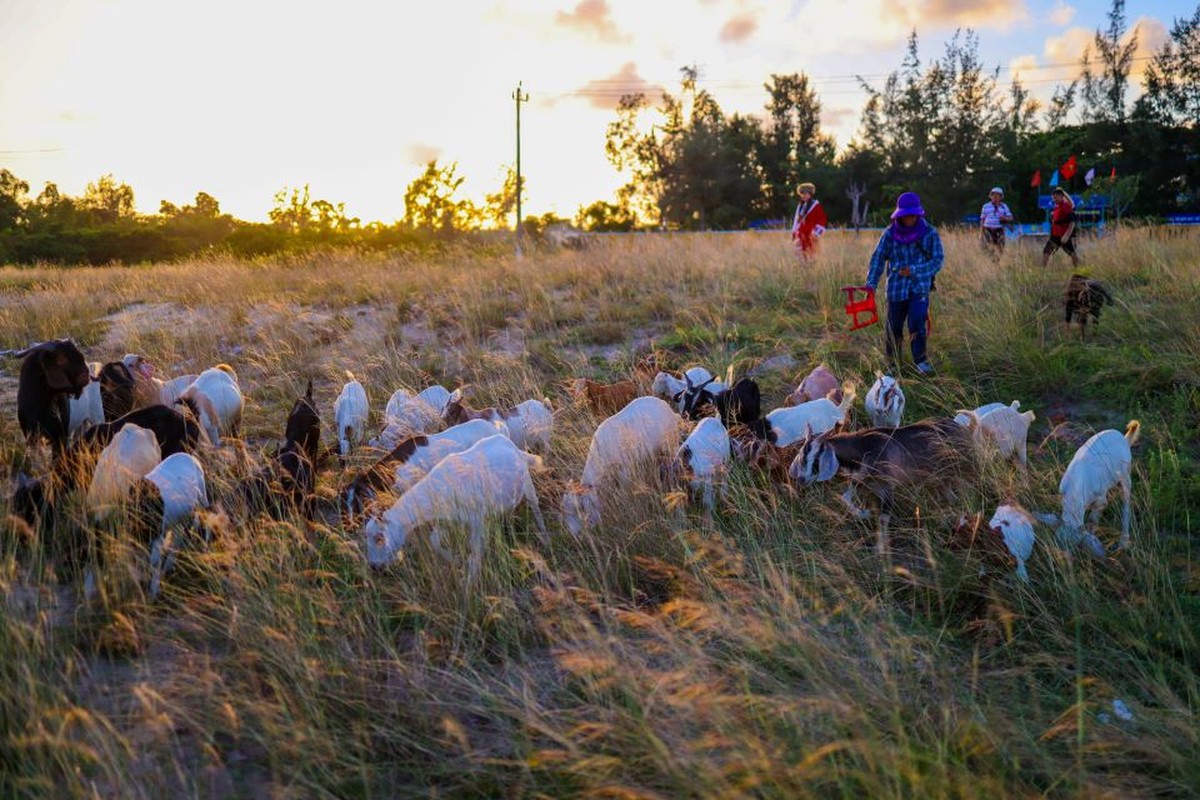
[791,182,827,262]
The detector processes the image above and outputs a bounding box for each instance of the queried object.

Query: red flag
[1031,170,1041,187]
[1061,155,1078,180]
[1110,166,1117,179]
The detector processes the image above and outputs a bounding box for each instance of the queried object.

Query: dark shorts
[982,227,1004,247]
[1043,235,1076,256]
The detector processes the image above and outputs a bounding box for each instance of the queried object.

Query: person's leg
[886,297,907,361]
[1064,237,1080,267]
[907,294,930,367]
[1041,238,1056,267]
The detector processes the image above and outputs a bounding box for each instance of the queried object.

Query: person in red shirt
[791,182,828,263]
[1042,187,1081,267]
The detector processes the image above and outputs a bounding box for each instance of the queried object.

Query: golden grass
[0,227,1198,797]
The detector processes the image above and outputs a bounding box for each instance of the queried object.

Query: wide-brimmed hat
[890,191,925,220]
[989,186,1004,196]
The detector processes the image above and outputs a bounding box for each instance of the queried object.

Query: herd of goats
[3,324,1138,597]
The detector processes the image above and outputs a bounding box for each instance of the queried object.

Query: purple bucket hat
[890,191,926,220]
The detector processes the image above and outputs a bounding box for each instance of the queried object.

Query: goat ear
[816,444,839,481]
[304,380,314,402]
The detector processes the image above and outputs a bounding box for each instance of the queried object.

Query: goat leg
[1118,476,1132,550]
[523,475,549,546]
[839,485,871,520]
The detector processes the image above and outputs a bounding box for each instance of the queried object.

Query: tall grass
[1,228,1197,797]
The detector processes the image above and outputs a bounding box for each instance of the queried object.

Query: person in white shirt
[979,187,1014,258]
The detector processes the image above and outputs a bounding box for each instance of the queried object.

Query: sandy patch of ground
[99,302,219,353]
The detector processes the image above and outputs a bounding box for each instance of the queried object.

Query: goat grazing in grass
[562,396,680,537]
[748,382,856,447]
[1050,420,1140,557]
[790,418,975,555]
[442,387,552,454]
[955,404,1036,465]
[341,418,510,527]
[785,364,843,406]
[363,435,547,579]
[130,452,209,598]
[334,376,369,459]
[9,339,92,452]
[569,377,639,417]
[177,366,244,446]
[672,417,731,514]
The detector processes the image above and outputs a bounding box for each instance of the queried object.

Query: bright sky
[0,0,1187,224]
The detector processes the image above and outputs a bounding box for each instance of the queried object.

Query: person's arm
[791,203,801,239]
[980,205,988,228]
[1062,210,1076,240]
[865,232,890,289]
[1002,203,1014,223]
[812,203,828,237]
[914,230,945,284]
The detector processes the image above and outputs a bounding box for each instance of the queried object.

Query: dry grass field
[1,227,1197,798]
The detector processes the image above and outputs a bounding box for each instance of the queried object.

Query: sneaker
[915,361,935,376]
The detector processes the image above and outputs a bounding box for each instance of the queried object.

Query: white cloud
[1047,1,1075,27]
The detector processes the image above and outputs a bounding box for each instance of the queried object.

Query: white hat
[989,186,1004,196]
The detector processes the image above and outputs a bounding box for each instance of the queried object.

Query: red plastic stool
[841,286,879,330]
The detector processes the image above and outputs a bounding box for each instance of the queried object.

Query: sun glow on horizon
[0,0,1179,225]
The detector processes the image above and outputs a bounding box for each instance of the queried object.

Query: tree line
[1,0,1197,264]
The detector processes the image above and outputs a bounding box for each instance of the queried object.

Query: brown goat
[785,364,844,406]
[569,378,639,416]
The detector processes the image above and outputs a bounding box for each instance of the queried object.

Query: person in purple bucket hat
[864,191,944,376]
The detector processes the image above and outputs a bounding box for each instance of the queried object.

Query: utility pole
[513,81,529,257]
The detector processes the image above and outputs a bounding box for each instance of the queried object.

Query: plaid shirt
[865,225,945,301]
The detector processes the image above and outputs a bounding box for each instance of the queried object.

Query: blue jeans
[885,295,929,365]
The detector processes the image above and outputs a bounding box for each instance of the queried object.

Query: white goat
[334,377,370,458]
[562,396,680,537]
[865,373,905,428]
[954,400,1020,427]
[159,374,199,407]
[68,361,104,437]
[988,503,1037,582]
[370,388,443,449]
[957,405,1036,465]
[762,382,856,446]
[417,385,452,416]
[651,371,687,402]
[88,423,161,519]
[178,365,243,446]
[673,417,731,514]
[136,453,209,598]
[391,418,513,496]
[442,389,553,454]
[363,435,547,578]
[1054,420,1140,556]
